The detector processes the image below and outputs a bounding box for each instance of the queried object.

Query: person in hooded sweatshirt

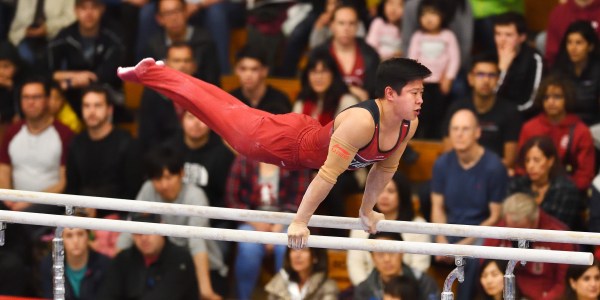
[518,74,595,192]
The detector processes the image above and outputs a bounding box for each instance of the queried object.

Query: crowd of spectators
[0,0,599,299]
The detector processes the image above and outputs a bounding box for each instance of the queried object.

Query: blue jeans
[234,223,286,300]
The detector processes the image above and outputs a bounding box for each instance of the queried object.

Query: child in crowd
[366,0,404,60]
[408,0,460,139]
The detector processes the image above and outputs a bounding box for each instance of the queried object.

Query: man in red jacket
[545,0,600,66]
[483,193,577,300]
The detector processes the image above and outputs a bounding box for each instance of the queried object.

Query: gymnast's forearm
[292,175,334,225]
[360,165,394,214]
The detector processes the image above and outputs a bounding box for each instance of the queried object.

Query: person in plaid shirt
[226,155,311,299]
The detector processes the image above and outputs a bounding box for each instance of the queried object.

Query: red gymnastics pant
[124,59,332,170]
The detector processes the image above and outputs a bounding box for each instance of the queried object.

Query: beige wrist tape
[318,135,358,184]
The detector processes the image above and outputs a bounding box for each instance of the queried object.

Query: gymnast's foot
[117,57,165,83]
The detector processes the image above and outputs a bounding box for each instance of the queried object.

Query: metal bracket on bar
[504,240,529,300]
[65,205,74,216]
[441,256,466,300]
[0,222,6,246]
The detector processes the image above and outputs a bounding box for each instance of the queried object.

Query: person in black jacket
[47,0,125,115]
[144,0,220,86]
[40,227,111,300]
[354,232,439,300]
[492,12,543,120]
[98,213,199,300]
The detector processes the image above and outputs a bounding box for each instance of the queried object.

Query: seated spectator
[48,82,83,134]
[476,259,524,300]
[99,213,199,300]
[230,45,292,114]
[8,0,75,67]
[138,42,198,150]
[510,136,581,229]
[591,171,600,233]
[0,41,25,126]
[294,49,358,125]
[354,232,439,300]
[226,155,311,299]
[407,0,460,139]
[265,247,339,299]
[40,226,111,299]
[311,4,379,100]
[518,75,595,192]
[48,0,125,115]
[469,0,524,54]
[552,20,600,126]
[145,0,219,85]
[483,193,577,300]
[442,54,521,169]
[561,263,600,300]
[403,0,473,73]
[65,85,143,210]
[493,12,543,119]
[347,172,430,286]
[84,208,120,258]
[308,0,367,50]
[0,77,73,214]
[383,275,419,300]
[117,146,227,299]
[366,0,403,61]
[545,0,600,67]
[433,109,507,300]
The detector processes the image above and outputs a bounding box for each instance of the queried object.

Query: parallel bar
[0,210,592,265]
[1,189,599,245]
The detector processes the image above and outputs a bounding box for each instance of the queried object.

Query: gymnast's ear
[383,86,397,101]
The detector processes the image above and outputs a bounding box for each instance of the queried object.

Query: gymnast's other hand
[287,221,310,249]
[359,209,384,234]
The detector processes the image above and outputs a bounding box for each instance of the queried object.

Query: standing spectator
[48,82,83,134]
[354,232,439,300]
[0,41,25,126]
[510,136,581,230]
[8,0,75,67]
[561,263,600,300]
[311,5,380,100]
[493,12,543,119]
[552,20,600,126]
[347,172,431,286]
[99,213,199,300]
[47,0,125,115]
[65,85,143,208]
[117,146,227,299]
[230,45,292,115]
[138,42,199,150]
[407,0,460,139]
[442,54,521,169]
[366,0,404,61]
[0,78,73,214]
[518,75,595,192]
[226,155,311,299]
[545,0,600,67]
[483,193,577,300]
[40,227,111,299]
[265,247,339,300]
[145,0,220,85]
[432,109,507,300]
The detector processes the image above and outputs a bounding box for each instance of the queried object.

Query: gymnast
[117,57,431,249]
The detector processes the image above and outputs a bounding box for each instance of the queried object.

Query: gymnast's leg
[118,58,273,156]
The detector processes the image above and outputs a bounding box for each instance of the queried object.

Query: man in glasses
[442,53,522,170]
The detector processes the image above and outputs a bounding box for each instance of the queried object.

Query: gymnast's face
[387,80,423,121]
[235,58,268,92]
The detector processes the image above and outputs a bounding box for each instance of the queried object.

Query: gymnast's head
[374,58,431,99]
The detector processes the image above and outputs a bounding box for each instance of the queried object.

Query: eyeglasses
[473,72,499,79]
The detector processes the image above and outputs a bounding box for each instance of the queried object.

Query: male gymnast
[118,57,431,249]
